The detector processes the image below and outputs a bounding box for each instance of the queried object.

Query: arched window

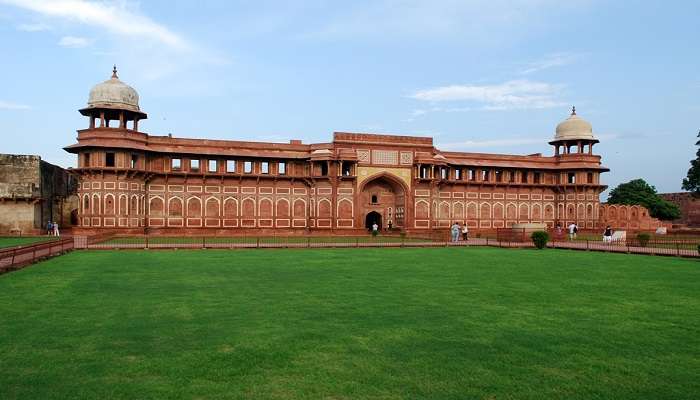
[371,194,378,204]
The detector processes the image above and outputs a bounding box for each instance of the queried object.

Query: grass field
[0,236,58,249]
[0,248,698,399]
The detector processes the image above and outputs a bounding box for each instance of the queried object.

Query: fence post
[586,240,589,251]
[256,237,260,248]
[356,237,359,248]
[32,246,36,264]
[676,243,680,257]
[145,235,149,250]
[11,248,16,267]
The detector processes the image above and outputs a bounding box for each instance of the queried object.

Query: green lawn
[0,248,698,399]
[0,236,58,249]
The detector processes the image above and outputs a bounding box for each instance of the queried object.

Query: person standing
[450,222,460,242]
[568,222,577,241]
[372,222,378,235]
[461,224,469,241]
[53,221,60,237]
[603,225,613,244]
[46,220,53,236]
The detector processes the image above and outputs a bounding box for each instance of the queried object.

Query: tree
[607,179,681,221]
[682,130,700,195]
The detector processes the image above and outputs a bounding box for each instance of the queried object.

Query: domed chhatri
[86,65,140,113]
[553,106,595,141]
[79,66,147,130]
[549,107,599,156]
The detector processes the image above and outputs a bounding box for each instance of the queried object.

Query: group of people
[46,221,60,236]
[556,222,614,243]
[369,220,393,234]
[450,222,469,242]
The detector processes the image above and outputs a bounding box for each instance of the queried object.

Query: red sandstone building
[66,68,612,235]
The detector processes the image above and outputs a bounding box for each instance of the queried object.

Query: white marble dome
[554,107,595,141]
[86,66,140,112]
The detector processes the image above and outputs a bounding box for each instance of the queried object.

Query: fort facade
[65,68,610,235]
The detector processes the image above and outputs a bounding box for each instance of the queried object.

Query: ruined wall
[598,204,668,231]
[0,203,39,233]
[40,160,79,227]
[660,192,700,227]
[0,154,78,234]
[0,155,41,199]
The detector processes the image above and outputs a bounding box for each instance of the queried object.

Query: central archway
[365,211,382,230]
[359,172,407,230]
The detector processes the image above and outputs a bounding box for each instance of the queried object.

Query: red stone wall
[660,192,700,227]
[413,184,601,231]
[597,204,668,231]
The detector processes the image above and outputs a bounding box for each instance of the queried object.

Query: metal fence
[496,228,700,257]
[0,237,75,274]
[81,233,462,250]
[2,229,696,275]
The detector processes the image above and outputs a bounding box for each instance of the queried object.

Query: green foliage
[637,233,651,247]
[607,179,681,221]
[682,130,700,194]
[371,229,378,237]
[531,231,549,249]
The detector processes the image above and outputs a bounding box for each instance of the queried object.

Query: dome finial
[112,65,118,79]
[571,105,576,115]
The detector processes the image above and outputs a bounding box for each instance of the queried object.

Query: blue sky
[1,0,698,196]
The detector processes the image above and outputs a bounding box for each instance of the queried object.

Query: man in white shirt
[568,223,577,240]
[372,223,378,233]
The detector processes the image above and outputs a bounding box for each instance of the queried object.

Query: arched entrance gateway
[359,173,407,231]
[365,211,381,230]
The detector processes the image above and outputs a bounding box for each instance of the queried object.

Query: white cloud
[440,132,619,151]
[1,0,187,49]
[410,80,566,110]
[2,0,230,82]
[440,137,547,150]
[58,35,91,48]
[0,101,31,110]
[16,22,49,31]
[520,52,583,74]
